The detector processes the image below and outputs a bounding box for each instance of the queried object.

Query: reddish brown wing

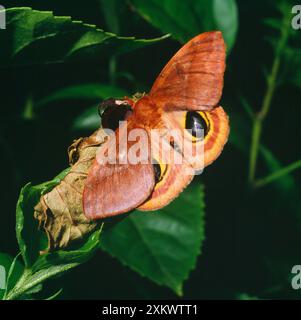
[83,119,155,220]
[150,31,226,111]
[83,162,154,219]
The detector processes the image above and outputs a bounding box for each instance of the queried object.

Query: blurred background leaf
[281,48,301,88]
[236,293,259,300]
[130,0,238,50]
[35,84,130,131]
[99,0,121,34]
[36,84,129,107]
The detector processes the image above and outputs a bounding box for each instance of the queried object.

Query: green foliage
[0,253,23,299]
[237,293,259,300]
[229,109,298,192]
[99,0,122,34]
[0,7,168,67]
[35,84,130,131]
[6,170,102,299]
[1,0,301,300]
[36,84,129,107]
[259,146,296,192]
[131,0,238,50]
[282,48,301,88]
[5,226,102,300]
[101,183,205,295]
[264,2,301,89]
[72,105,103,131]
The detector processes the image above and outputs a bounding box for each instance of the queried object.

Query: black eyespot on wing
[153,160,162,184]
[185,111,209,138]
[99,99,133,131]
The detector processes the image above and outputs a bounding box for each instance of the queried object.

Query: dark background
[0,0,301,299]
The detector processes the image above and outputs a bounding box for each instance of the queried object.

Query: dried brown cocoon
[34,129,107,251]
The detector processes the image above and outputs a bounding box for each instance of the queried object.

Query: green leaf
[70,85,130,131]
[45,288,63,300]
[0,7,168,67]
[259,145,296,193]
[99,0,122,34]
[130,0,238,50]
[237,293,259,300]
[16,169,70,267]
[34,83,130,131]
[36,84,129,107]
[100,183,205,295]
[0,253,23,299]
[73,105,101,131]
[282,47,301,88]
[32,226,102,273]
[212,0,238,51]
[228,112,297,193]
[6,227,102,300]
[262,18,282,30]
[228,112,250,154]
[23,283,43,295]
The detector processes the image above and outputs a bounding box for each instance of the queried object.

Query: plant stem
[249,120,262,183]
[248,12,291,184]
[255,159,301,188]
[4,262,77,300]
